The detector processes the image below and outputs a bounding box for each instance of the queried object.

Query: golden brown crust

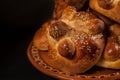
[97,0,114,9]
[33,22,49,51]
[104,37,120,61]
[46,6,105,73]
[89,0,120,24]
[53,0,87,19]
[96,24,120,69]
[49,20,70,40]
[58,39,75,59]
[110,24,120,36]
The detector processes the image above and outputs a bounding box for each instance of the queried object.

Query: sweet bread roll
[96,24,120,69]
[89,0,120,24]
[53,0,87,19]
[33,22,49,51]
[44,6,105,73]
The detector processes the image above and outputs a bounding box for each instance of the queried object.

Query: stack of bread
[32,0,120,74]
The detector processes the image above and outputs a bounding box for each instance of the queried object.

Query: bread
[53,0,87,19]
[89,0,120,24]
[29,0,120,75]
[43,6,105,73]
[33,22,49,51]
[96,24,120,69]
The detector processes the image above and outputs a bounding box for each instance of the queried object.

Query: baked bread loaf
[96,24,120,69]
[40,6,105,73]
[53,0,87,19]
[89,0,120,24]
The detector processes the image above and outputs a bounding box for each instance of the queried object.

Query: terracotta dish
[27,43,120,80]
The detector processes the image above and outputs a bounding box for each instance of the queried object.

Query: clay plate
[27,42,120,80]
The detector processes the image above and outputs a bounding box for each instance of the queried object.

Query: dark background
[0,0,57,80]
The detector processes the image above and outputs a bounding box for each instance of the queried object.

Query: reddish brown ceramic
[27,42,120,80]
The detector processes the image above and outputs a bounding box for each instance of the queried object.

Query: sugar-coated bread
[89,0,120,24]
[96,24,120,69]
[44,6,105,73]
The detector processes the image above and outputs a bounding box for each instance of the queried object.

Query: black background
[0,0,57,80]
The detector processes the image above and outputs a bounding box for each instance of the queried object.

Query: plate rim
[27,42,120,80]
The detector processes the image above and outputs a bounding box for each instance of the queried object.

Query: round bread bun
[89,0,120,24]
[96,24,120,69]
[43,6,105,73]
